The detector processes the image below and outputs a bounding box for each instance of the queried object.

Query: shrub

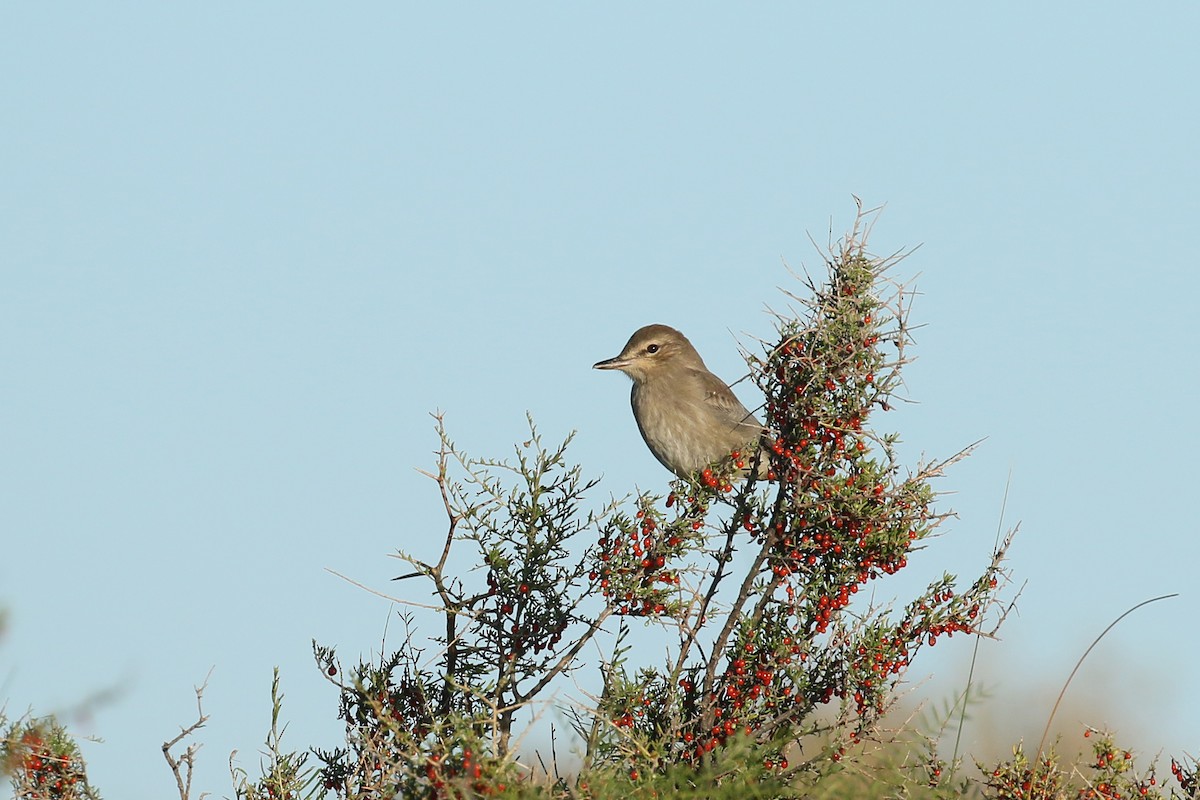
[308,207,1016,798]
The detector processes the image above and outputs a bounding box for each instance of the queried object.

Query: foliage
[307,208,1016,798]
[231,668,323,800]
[0,716,100,800]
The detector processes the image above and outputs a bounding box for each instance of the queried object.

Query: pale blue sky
[3,4,1197,796]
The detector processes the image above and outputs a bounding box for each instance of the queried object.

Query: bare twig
[162,669,213,800]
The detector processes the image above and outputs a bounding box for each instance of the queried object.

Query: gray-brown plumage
[593,324,765,478]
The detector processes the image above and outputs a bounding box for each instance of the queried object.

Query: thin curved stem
[1036,593,1178,759]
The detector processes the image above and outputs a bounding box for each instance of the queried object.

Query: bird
[593,324,766,479]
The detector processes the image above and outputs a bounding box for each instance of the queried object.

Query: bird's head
[593,324,706,383]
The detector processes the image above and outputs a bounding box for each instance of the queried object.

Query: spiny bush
[305,208,1016,798]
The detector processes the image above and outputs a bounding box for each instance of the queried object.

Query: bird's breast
[631,380,758,476]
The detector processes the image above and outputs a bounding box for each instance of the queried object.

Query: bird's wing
[689,368,763,431]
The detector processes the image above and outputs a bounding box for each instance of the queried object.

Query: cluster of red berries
[765,273,884,413]
[590,505,693,616]
[710,573,989,742]
[599,664,809,770]
[608,687,662,734]
[770,335,880,416]
[424,749,507,798]
[1170,756,1195,796]
[699,465,735,492]
[9,728,87,800]
[983,731,1167,800]
[483,568,569,656]
[1079,729,1162,799]
[683,628,822,756]
[763,412,870,486]
[757,518,914,637]
[898,587,985,648]
[987,760,1061,799]
[674,707,754,764]
[375,676,435,739]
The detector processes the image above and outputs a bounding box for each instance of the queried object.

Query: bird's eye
[646,344,660,354]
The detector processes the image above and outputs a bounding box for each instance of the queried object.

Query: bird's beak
[593,355,630,370]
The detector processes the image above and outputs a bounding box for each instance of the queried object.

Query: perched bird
[593,324,765,479]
